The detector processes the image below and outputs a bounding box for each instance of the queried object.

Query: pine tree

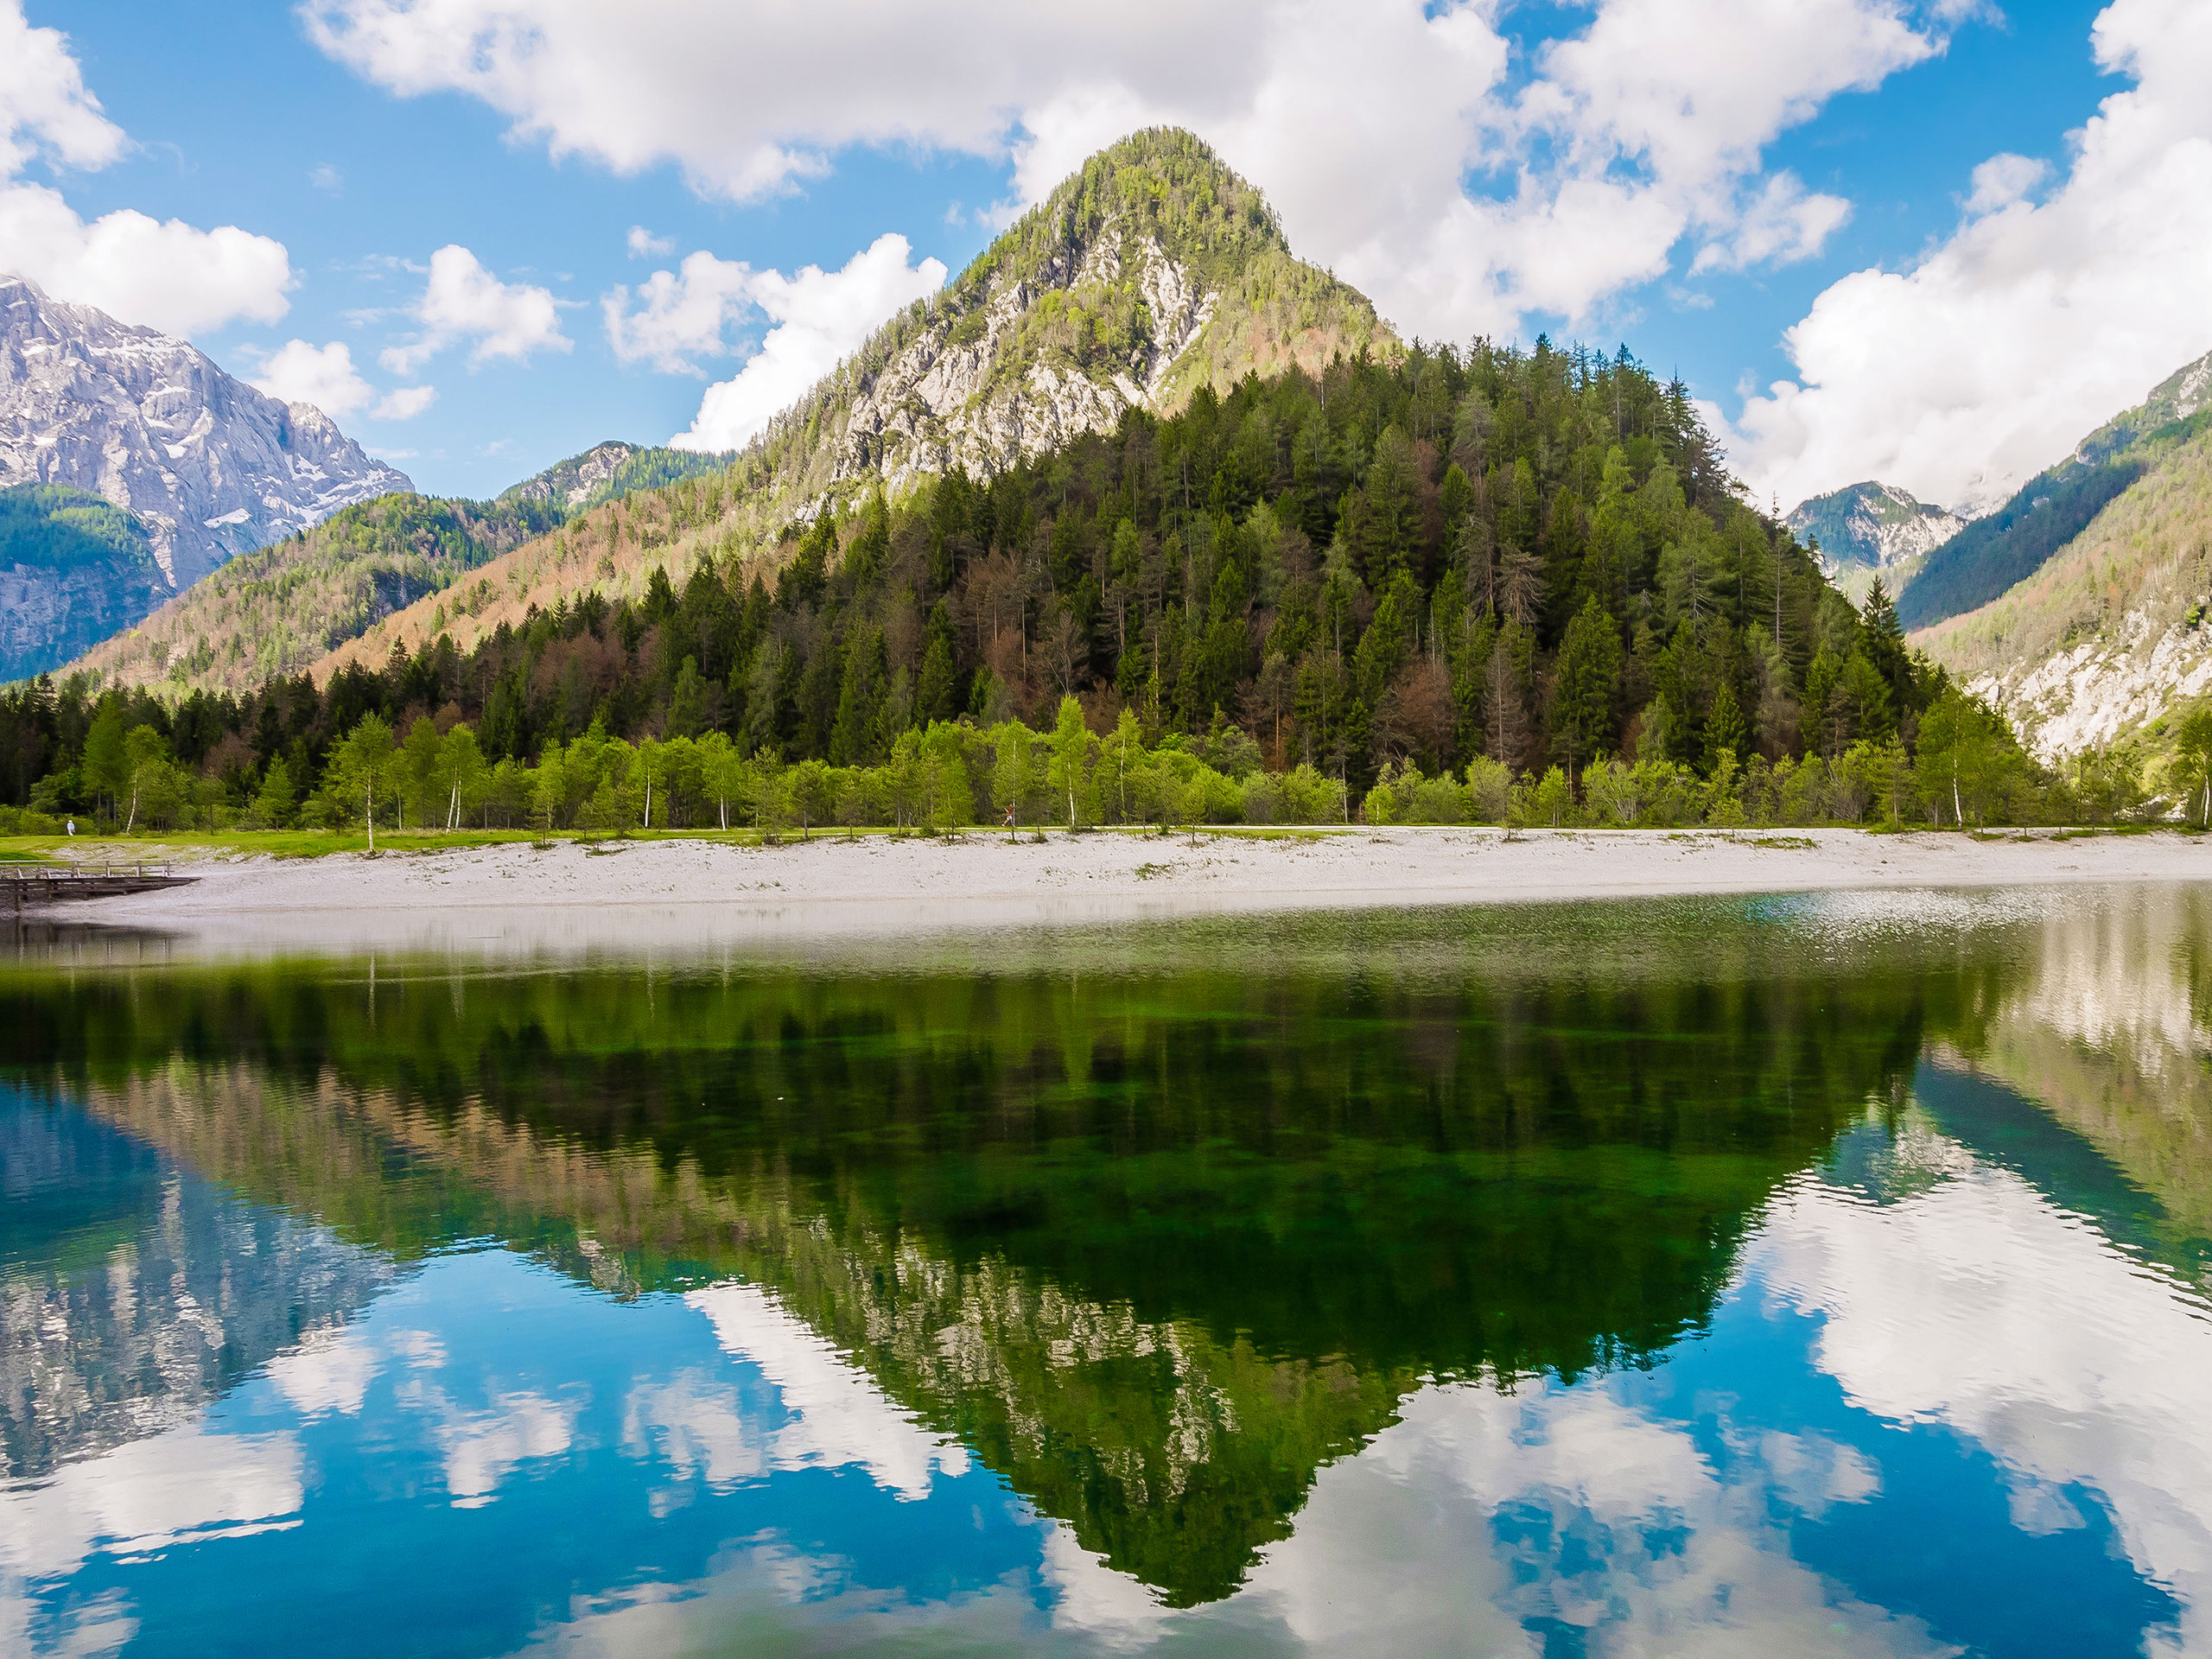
[666,656,708,740]
[1706,679,1746,771]
[1551,595,1622,779]
[1858,577,1914,713]
[830,628,887,765]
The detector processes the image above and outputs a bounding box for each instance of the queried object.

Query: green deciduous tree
[2172,701,2212,825]
[334,714,396,850]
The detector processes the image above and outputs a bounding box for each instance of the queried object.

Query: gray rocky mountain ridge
[1783,480,1966,604]
[0,274,409,590]
[501,440,638,508]
[828,219,1224,492]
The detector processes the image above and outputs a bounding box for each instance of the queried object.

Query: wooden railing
[3,865,200,909]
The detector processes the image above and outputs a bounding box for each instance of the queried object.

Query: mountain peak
[756,127,1395,499]
[0,271,410,591]
[498,440,732,512]
[1,273,412,680]
[1784,480,1964,601]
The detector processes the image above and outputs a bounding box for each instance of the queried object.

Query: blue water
[6,889,2212,1656]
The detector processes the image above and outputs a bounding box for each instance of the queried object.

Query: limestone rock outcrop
[0,273,409,595]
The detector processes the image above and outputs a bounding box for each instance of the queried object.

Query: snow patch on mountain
[1786,481,1966,582]
[0,273,410,592]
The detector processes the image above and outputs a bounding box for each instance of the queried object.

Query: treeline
[0,339,2179,832]
[2,680,2175,839]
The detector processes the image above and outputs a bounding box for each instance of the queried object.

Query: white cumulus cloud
[373,383,437,420]
[1730,0,2212,513]
[673,232,946,452]
[0,0,124,175]
[1691,172,1853,275]
[0,183,294,335]
[380,243,569,374]
[251,338,376,416]
[0,0,293,337]
[626,224,675,257]
[1961,151,2047,217]
[302,0,1961,346]
[603,248,753,373]
[250,338,437,423]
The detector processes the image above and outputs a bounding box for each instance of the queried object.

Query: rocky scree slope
[0,275,408,620]
[1913,346,2212,762]
[317,128,1399,678]
[1784,480,1965,606]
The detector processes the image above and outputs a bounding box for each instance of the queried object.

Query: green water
[5,888,2212,1655]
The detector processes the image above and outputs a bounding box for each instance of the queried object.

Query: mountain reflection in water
[3,888,2210,1657]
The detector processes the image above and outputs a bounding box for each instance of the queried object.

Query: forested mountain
[1913,404,2212,764]
[499,441,732,511]
[66,493,563,696]
[310,334,1916,803]
[0,275,410,646]
[10,130,2092,832]
[0,485,164,679]
[1,333,2020,837]
[1785,481,1964,606]
[1899,348,2212,631]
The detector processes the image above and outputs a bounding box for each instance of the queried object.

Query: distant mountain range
[1910,346,2212,760]
[497,440,730,512]
[64,441,739,697]
[1783,481,1965,606]
[63,129,1397,696]
[0,275,410,679]
[1896,350,2212,633]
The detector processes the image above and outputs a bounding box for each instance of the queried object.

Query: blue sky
[5,0,2206,512]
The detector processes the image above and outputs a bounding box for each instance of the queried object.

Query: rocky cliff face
[0,533,162,683]
[786,128,1395,503]
[500,441,639,508]
[836,221,1223,489]
[1784,480,1964,604]
[1914,387,2212,763]
[0,273,410,603]
[0,483,164,680]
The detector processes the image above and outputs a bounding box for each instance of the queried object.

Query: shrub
[1466,755,1513,823]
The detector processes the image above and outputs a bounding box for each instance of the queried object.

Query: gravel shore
[39,825,2209,960]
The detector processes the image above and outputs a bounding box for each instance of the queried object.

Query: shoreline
[19,825,2209,960]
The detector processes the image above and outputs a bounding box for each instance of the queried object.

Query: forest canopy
[6,338,2143,832]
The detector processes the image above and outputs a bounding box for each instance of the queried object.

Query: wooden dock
[3,864,200,910]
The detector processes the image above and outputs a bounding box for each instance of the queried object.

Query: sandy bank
[32,826,2210,959]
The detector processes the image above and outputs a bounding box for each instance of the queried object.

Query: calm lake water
[6,887,2212,1657]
